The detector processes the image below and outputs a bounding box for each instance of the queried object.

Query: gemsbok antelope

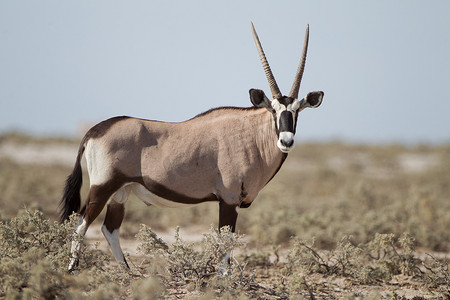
[60,23,324,271]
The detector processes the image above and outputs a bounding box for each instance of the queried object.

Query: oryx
[60,23,324,270]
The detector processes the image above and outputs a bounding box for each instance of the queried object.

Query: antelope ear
[249,89,273,111]
[299,91,324,109]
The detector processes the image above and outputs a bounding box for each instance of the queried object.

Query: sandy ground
[85,224,207,258]
[0,142,79,166]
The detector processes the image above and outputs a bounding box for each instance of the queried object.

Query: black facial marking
[277,96,295,106]
[293,110,299,134]
[279,111,294,133]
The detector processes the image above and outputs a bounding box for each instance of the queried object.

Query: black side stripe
[138,177,219,204]
[265,153,288,186]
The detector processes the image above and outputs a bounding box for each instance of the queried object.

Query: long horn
[251,22,282,99]
[289,24,309,99]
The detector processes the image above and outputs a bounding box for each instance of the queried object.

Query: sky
[0,1,449,144]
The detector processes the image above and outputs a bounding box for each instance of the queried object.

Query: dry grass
[0,133,449,298]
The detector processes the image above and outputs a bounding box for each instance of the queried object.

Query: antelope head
[249,22,324,153]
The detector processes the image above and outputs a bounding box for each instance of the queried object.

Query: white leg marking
[69,219,88,270]
[218,253,231,276]
[101,225,126,263]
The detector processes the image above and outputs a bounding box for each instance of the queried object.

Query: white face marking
[271,99,286,130]
[85,139,112,186]
[277,132,295,153]
[271,99,283,111]
[291,99,301,111]
[101,226,126,263]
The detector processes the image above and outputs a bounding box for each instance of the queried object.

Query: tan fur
[85,107,283,207]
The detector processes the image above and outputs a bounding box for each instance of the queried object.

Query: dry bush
[276,232,449,298]
[1,210,81,298]
[136,225,258,297]
[0,209,137,299]
[422,254,450,297]
[283,233,422,285]
[1,208,449,299]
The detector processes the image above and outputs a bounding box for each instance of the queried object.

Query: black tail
[59,144,85,223]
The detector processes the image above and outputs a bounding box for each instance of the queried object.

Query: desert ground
[0,133,449,299]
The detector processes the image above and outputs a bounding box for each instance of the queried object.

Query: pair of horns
[251,22,309,100]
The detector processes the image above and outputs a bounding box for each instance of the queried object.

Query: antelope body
[60,23,324,270]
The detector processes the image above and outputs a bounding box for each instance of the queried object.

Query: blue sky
[1,1,449,143]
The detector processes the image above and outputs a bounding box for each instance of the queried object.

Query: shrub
[0,209,120,298]
[136,225,256,297]
[283,233,423,285]
[0,209,74,297]
[422,254,450,297]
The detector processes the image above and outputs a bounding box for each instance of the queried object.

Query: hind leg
[68,217,89,271]
[101,187,130,268]
[68,184,116,271]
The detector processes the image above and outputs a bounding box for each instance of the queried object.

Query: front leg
[218,200,238,270]
[219,200,238,233]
